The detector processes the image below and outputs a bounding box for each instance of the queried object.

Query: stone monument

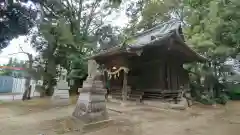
[52,67,70,105]
[72,60,109,124]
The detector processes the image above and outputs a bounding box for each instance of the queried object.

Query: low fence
[0,93,23,101]
[12,78,40,97]
[0,76,40,101]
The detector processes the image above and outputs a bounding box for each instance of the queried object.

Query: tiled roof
[88,19,206,62]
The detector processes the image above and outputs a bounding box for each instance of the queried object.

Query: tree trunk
[22,76,31,100]
[46,77,55,96]
[42,55,57,96]
[27,85,32,99]
[43,73,55,96]
[22,54,33,101]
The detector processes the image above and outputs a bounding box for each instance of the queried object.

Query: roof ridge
[133,19,182,38]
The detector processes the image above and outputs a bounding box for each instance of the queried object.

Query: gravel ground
[0,98,239,135]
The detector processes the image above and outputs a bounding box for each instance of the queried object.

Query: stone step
[143,95,162,98]
[56,87,70,90]
[129,92,144,95]
[112,95,122,100]
[52,89,70,100]
[54,94,69,97]
[112,93,122,96]
[143,95,164,99]
[111,90,122,92]
[127,97,141,101]
[130,91,144,93]
[52,95,69,99]
[111,91,122,95]
[54,91,69,94]
[111,91,122,94]
[128,95,142,99]
[53,93,69,96]
[143,92,162,95]
[53,92,69,95]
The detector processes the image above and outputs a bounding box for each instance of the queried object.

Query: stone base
[52,89,70,98]
[120,101,140,107]
[73,98,108,123]
[70,116,113,133]
[72,78,109,124]
[73,109,109,124]
[82,119,113,133]
[72,95,109,124]
[52,89,70,105]
[51,98,70,106]
[143,100,188,110]
[108,97,121,104]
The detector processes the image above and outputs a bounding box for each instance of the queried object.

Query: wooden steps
[128,91,144,102]
[142,89,183,103]
[110,87,144,102]
[110,88,183,103]
[111,89,122,100]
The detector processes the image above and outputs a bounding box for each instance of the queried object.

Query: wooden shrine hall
[88,20,206,103]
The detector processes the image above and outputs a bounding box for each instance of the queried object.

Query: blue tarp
[0,76,13,93]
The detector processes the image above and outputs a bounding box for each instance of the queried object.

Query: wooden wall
[127,43,190,91]
[128,59,188,91]
[98,41,191,92]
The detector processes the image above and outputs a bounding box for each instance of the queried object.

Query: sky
[0,1,130,65]
[0,36,37,65]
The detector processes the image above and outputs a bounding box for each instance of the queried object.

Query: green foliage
[215,93,229,105]
[182,0,240,104]
[109,0,122,4]
[30,0,120,93]
[230,85,240,94]
[68,53,87,79]
[97,25,122,49]
[138,0,180,30]
[108,0,122,8]
[125,0,182,31]
[198,95,216,105]
[0,0,38,49]
[184,0,240,60]
[227,84,240,100]
[123,0,240,105]
[0,58,27,78]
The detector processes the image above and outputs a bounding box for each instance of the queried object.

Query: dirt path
[0,105,75,135]
[0,99,240,135]
[85,102,240,135]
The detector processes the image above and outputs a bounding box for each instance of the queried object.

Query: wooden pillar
[167,63,171,90]
[122,71,128,101]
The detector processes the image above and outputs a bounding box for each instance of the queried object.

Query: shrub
[198,94,215,105]
[216,94,229,105]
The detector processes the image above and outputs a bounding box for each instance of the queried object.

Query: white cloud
[0,36,37,65]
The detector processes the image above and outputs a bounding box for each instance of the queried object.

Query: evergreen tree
[0,0,39,49]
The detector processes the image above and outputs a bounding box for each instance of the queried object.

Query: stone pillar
[52,67,70,105]
[122,71,128,101]
[72,60,109,124]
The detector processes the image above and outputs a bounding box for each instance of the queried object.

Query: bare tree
[18,44,34,100]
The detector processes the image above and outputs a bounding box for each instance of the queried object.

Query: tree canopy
[0,0,120,50]
[0,0,39,49]
[29,0,123,94]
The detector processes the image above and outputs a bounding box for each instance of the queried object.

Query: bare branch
[83,0,100,36]
[0,52,29,57]
[41,2,59,18]
[18,44,25,53]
